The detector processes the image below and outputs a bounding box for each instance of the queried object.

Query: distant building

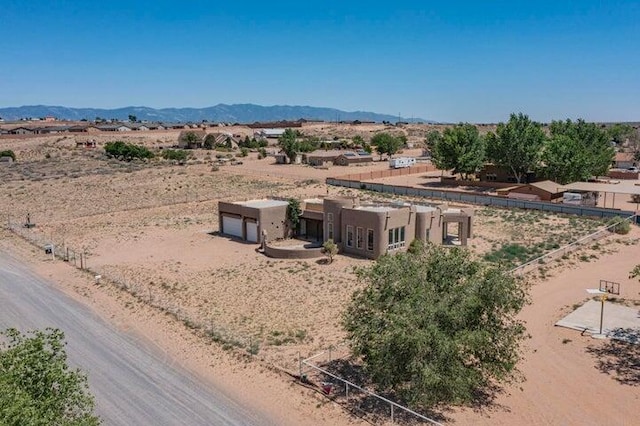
[613,152,635,169]
[255,128,286,139]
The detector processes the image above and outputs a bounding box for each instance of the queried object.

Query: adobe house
[217,199,289,243]
[218,196,474,259]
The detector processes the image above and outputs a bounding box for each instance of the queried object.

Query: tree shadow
[586,328,640,386]
[314,357,510,424]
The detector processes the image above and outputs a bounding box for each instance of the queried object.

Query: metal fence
[301,346,443,425]
[327,178,640,223]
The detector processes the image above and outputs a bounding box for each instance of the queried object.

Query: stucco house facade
[218,196,473,259]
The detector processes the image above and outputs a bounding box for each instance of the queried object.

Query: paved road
[0,251,274,425]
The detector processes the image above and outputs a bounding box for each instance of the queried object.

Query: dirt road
[0,250,277,426]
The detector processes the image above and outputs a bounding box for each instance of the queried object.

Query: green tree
[322,239,338,264]
[278,129,300,163]
[104,141,154,161]
[127,114,137,123]
[179,131,203,149]
[540,135,589,184]
[486,113,546,184]
[371,132,402,159]
[0,328,100,425]
[203,134,215,150]
[425,130,442,151]
[432,123,485,179]
[607,123,634,145]
[343,245,528,408]
[286,198,301,236]
[548,119,614,178]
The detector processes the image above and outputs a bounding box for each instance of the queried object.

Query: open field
[1,131,639,424]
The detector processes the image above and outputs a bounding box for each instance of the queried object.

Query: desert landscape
[1,127,639,425]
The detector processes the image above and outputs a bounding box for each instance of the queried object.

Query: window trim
[356,227,363,249]
[367,228,374,251]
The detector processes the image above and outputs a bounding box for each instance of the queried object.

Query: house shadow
[586,328,640,386]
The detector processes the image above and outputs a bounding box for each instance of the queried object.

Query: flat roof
[234,199,289,208]
[414,205,437,213]
[564,181,640,195]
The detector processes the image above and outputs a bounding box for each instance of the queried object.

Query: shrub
[322,239,338,263]
[240,147,249,157]
[607,217,630,235]
[160,149,188,162]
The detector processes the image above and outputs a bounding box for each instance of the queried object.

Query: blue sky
[1,1,638,122]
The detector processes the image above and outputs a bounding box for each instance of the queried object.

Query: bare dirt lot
[1,130,639,424]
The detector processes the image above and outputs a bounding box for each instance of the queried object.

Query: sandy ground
[2,131,639,424]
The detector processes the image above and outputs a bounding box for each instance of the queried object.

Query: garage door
[246,222,258,243]
[222,216,243,238]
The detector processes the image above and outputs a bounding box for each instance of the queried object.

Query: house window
[425,229,430,241]
[327,212,333,222]
[387,226,406,250]
[367,229,374,251]
[486,173,497,182]
[346,225,354,247]
[356,227,363,249]
[328,223,334,241]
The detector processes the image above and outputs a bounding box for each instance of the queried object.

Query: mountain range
[0,104,431,124]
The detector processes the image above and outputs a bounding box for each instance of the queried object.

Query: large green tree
[431,123,485,179]
[548,119,614,178]
[486,113,546,184]
[0,328,99,425]
[540,135,590,184]
[278,129,300,163]
[343,244,528,408]
[371,132,402,159]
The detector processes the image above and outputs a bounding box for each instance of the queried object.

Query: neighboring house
[162,123,190,130]
[613,152,635,169]
[254,128,286,139]
[496,180,565,201]
[9,127,34,135]
[274,150,301,164]
[33,126,70,134]
[218,196,474,259]
[97,124,132,132]
[177,130,206,149]
[205,132,239,149]
[303,150,373,167]
[303,150,344,166]
[129,123,150,131]
[334,151,373,166]
[68,125,100,133]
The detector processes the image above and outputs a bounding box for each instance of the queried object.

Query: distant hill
[0,104,432,124]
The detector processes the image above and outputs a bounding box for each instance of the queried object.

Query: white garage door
[246,222,258,243]
[222,216,243,238]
